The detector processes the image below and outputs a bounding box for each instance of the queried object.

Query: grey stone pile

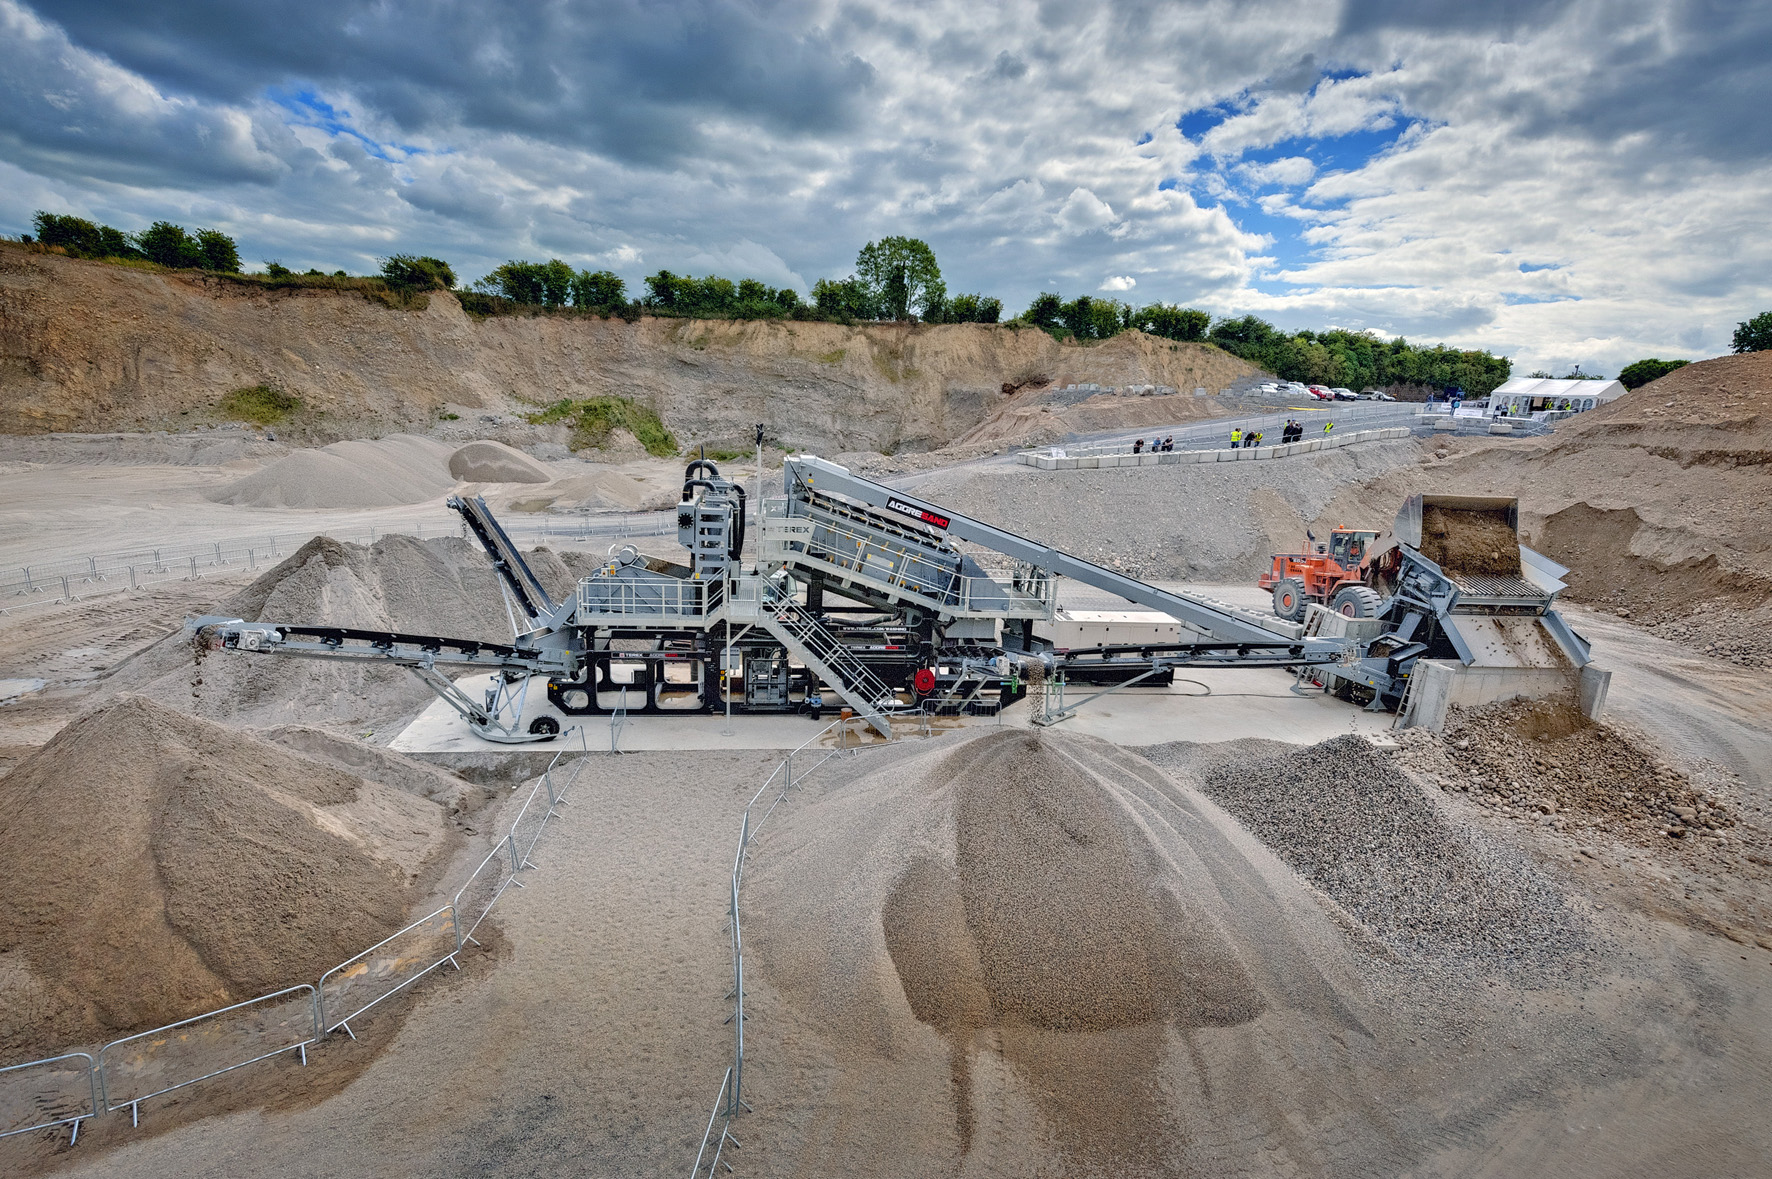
[1142,735,1587,972]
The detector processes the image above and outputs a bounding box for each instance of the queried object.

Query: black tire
[1272,577,1308,622]
[528,715,561,737]
[1329,584,1383,619]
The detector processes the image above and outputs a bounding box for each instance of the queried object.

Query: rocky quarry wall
[0,245,1252,454]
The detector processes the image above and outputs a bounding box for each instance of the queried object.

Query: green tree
[381,254,456,289]
[482,260,548,304]
[538,259,574,307]
[31,211,145,260]
[812,276,875,320]
[135,221,206,268]
[943,293,1001,323]
[1133,303,1209,341]
[195,228,241,272]
[1733,311,1772,353]
[570,269,626,308]
[1616,358,1690,389]
[1023,292,1063,330]
[854,236,944,320]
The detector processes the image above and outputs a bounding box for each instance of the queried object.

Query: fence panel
[0,1052,97,1142]
[453,838,519,950]
[319,908,459,1037]
[96,985,318,1122]
[507,779,555,870]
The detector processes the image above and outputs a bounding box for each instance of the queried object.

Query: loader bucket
[1396,495,1522,577]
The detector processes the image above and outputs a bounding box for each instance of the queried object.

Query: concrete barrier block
[1032,456,1055,470]
[1079,456,1099,469]
[1058,457,1079,469]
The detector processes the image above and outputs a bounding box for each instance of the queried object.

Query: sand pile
[500,464,680,514]
[0,695,456,1059]
[1141,734,1585,972]
[448,440,552,483]
[749,729,1420,1174]
[101,533,576,729]
[207,434,457,508]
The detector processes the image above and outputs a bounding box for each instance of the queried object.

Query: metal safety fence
[0,731,589,1147]
[1034,403,1429,458]
[691,716,880,1177]
[0,510,676,622]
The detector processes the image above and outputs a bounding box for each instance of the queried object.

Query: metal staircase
[756,594,898,738]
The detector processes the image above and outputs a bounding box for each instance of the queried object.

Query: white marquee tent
[1488,377,1627,416]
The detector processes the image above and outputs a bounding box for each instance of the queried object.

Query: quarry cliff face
[0,245,1253,453]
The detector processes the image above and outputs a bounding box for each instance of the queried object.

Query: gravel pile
[1410,699,1766,861]
[1141,734,1586,971]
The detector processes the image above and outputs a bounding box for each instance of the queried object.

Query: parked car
[1308,388,1333,401]
[1330,387,1357,400]
[1374,391,1396,401]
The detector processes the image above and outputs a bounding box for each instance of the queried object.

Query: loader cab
[1329,529,1379,570]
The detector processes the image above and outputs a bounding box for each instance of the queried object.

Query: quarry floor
[0,432,1769,1176]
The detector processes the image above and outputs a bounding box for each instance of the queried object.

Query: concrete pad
[1008,664,1398,747]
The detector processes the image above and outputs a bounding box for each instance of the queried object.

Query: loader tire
[1330,585,1383,619]
[1272,578,1308,622]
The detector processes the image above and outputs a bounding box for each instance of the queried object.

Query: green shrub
[219,385,301,426]
[526,396,677,456]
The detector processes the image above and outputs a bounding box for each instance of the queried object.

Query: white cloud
[1100,275,1136,291]
[1056,187,1118,235]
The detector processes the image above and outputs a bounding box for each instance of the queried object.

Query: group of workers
[1131,417,1340,455]
[1229,419,1330,449]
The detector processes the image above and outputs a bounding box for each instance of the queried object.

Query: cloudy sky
[3,0,1768,374]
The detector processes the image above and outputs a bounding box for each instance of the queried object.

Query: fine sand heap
[207,434,458,509]
[448,440,553,484]
[0,696,458,1060]
[749,729,1420,1175]
[100,533,574,730]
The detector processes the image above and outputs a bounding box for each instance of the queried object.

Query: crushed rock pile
[206,434,458,508]
[101,533,576,730]
[448,440,552,484]
[0,696,460,1060]
[1404,699,1766,863]
[1140,734,1586,973]
[749,729,1422,1175]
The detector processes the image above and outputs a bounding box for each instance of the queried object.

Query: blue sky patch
[269,87,423,161]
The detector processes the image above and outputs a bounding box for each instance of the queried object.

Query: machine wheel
[1271,577,1308,622]
[528,716,561,737]
[1329,585,1383,619]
